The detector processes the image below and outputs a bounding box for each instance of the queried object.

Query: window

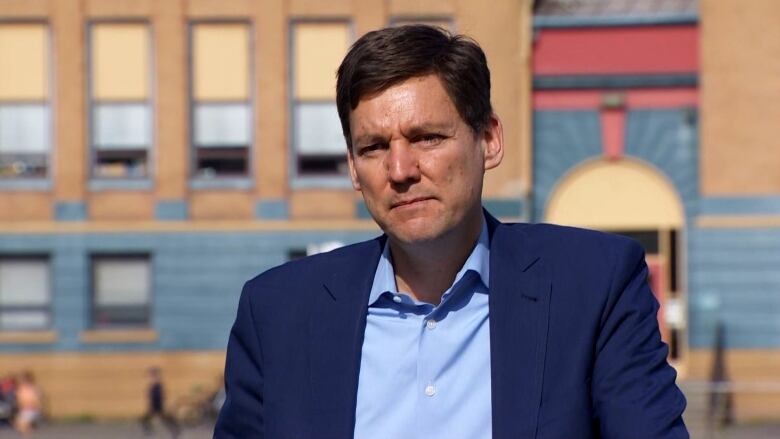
[291,22,351,177]
[88,22,152,179]
[191,22,252,178]
[0,257,51,331]
[91,255,151,328]
[0,24,50,179]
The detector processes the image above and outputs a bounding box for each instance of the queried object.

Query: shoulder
[499,222,643,258]
[241,236,384,302]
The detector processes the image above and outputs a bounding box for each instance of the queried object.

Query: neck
[389,213,482,305]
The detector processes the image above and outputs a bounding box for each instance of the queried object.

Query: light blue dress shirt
[354,217,492,439]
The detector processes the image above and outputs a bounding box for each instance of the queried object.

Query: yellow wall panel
[190,191,253,219]
[154,0,188,199]
[294,22,350,100]
[88,192,154,220]
[700,0,780,194]
[52,0,87,202]
[0,351,225,418]
[290,190,355,219]
[389,0,455,16]
[254,0,287,197]
[85,0,153,17]
[546,159,685,230]
[92,23,149,100]
[0,192,52,221]
[192,23,249,101]
[0,24,48,100]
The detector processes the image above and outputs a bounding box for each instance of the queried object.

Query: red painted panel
[601,109,625,160]
[625,88,698,107]
[533,26,698,75]
[533,88,698,110]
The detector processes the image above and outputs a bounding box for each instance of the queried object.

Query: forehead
[348,74,462,136]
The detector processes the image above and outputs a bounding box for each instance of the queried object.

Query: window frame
[0,20,52,185]
[187,19,255,185]
[0,254,52,332]
[86,19,155,185]
[89,253,153,330]
[288,18,354,189]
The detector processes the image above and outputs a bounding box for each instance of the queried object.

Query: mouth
[390,197,434,209]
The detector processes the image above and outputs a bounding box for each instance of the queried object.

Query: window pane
[0,105,49,153]
[294,102,344,155]
[196,146,248,177]
[0,310,48,331]
[91,23,149,100]
[0,153,47,178]
[194,103,250,147]
[94,258,149,306]
[93,103,150,149]
[0,24,48,100]
[0,260,49,306]
[94,149,148,178]
[93,305,148,327]
[293,22,350,100]
[192,23,249,101]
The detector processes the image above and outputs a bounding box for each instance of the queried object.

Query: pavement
[0,421,214,439]
[0,420,779,438]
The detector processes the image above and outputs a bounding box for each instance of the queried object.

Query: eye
[414,134,445,146]
[357,142,385,157]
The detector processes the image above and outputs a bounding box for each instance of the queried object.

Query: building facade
[0,0,532,418]
[1,0,779,423]
[532,0,780,421]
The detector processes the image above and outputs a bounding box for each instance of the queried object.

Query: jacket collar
[308,211,550,439]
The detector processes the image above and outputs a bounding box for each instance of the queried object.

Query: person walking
[140,367,180,438]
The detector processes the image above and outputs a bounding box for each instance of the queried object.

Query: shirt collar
[368,213,491,306]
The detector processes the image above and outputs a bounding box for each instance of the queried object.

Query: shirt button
[392,295,402,303]
[426,319,437,330]
[424,384,436,397]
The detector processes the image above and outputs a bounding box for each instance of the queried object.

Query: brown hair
[336,25,493,149]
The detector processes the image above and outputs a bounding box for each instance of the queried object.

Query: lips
[390,197,434,209]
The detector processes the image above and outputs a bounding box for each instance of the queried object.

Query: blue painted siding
[532,109,699,222]
[625,108,699,217]
[55,202,87,221]
[0,229,378,353]
[256,199,289,219]
[483,197,526,219]
[688,227,780,348]
[700,196,780,216]
[155,200,189,220]
[532,110,603,221]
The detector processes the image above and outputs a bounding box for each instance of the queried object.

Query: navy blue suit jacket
[215,214,688,438]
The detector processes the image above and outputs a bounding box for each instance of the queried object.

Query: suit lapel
[488,218,551,439]
[308,237,384,439]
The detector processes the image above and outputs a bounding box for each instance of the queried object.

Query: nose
[386,141,420,185]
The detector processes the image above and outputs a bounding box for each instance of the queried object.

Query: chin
[387,222,446,246]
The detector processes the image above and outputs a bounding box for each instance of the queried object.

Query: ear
[482,114,504,170]
[346,148,362,191]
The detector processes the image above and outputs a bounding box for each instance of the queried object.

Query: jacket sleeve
[214,281,265,438]
[592,239,688,438]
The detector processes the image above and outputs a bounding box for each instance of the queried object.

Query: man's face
[347,74,503,246]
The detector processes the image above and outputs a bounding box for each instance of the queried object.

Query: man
[140,367,180,438]
[215,25,687,438]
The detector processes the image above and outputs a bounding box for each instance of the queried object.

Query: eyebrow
[353,122,455,146]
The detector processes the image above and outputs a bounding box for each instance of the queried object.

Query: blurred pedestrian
[0,374,18,427]
[14,371,42,437]
[140,367,180,438]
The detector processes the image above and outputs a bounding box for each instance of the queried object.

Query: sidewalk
[0,422,214,439]
[1,420,779,438]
